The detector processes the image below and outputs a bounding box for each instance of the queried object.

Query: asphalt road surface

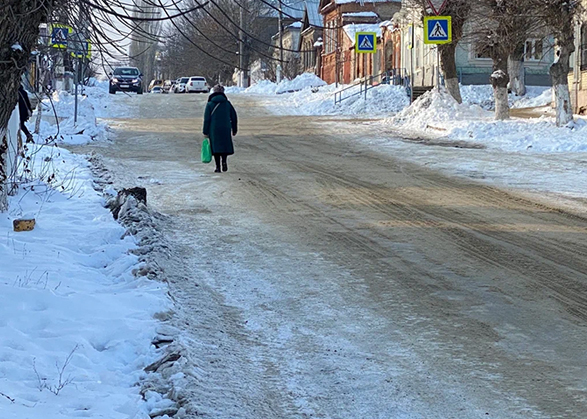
[71,92,587,418]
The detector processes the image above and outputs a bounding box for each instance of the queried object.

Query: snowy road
[72,93,587,418]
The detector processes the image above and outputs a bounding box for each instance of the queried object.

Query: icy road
[72,92,587,418]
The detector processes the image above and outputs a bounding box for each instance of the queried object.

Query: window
[324,20,337,54]
[113,67,139,76]
[525,39,544,61]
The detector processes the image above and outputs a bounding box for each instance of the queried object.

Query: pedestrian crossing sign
[355,32,377,53]
[424,16,452,44]
[49,23,73,49]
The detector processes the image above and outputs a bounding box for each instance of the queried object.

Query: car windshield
[191,77,206,81]
[180,77,189,83]
[113,68,139,76]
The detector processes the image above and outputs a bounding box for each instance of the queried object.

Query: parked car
[162,80,173,93]
[174,77,189,93]
[109,67,143,94]
[186,76,209,93]
[148,79,164,92]
[150,86,162,94]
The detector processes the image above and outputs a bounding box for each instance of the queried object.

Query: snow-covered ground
[389,88,587,153]
[229,73,551,117]
[34,80,125,145]
[1,85,172,418]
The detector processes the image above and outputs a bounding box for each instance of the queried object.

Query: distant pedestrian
[18,85,34,143]
[203,85,238,173]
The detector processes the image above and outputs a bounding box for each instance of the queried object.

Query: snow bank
[268,83,409,116]
[275,73,326,94]
[389,88,587,154]
[35,84,112,145]
[1,144,169,418]
[236,73,327,95]
[245,79,280,95]
[460,84,552,110]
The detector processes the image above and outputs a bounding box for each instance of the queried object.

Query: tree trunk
[550,36,575,126]
[491,58,510,120]
[437,0,470,104]
[508,43,526,96]
[439,42,462,103]
[0,2,55,211]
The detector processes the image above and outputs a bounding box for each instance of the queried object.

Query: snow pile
[275,73,327,94]
[36,85,111,144]
[511,87,552,108]
[269,83,409,116]
[1,145,169,418]
[224,86,246,94]
[389,87,587,153]
[460,84,552,110]
[392,87,488,130]
[245,80,280,95]
[238,73,327,95]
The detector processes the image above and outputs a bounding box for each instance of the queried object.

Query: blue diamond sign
[424,16,452,45]
[355,32,377,53]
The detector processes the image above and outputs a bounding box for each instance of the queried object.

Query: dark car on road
[109,67,143,94]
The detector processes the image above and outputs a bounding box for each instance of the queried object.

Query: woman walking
[203,85,238,173]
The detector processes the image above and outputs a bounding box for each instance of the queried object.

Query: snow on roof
[343,23,382,44]
[289,21,303,28]
[342,11,379,18]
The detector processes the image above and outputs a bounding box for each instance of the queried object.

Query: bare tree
[508,42,527,96]
[0,0,210,211]
[532,0,582,126]
[408,0,472,103]
[0,0,64,210]
[158,0,280,83]
[474,0,534,120]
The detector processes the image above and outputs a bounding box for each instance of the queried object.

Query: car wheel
[109,88,116,94]
[137,89,143,95]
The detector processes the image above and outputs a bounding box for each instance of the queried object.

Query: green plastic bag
[201,138,212,163]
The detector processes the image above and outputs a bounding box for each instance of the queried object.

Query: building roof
[267,0,321,26]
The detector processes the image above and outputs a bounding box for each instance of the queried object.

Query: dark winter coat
[18,85,32,122]
[203,92,237,155]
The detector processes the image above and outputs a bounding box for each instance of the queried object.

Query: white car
[174,77,189,93]
[186,76,209,93]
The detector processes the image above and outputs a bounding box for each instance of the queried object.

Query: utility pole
[276,0,283,83]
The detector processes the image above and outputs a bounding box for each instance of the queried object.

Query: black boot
[221,156,228,172]
[214,155,221,173]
